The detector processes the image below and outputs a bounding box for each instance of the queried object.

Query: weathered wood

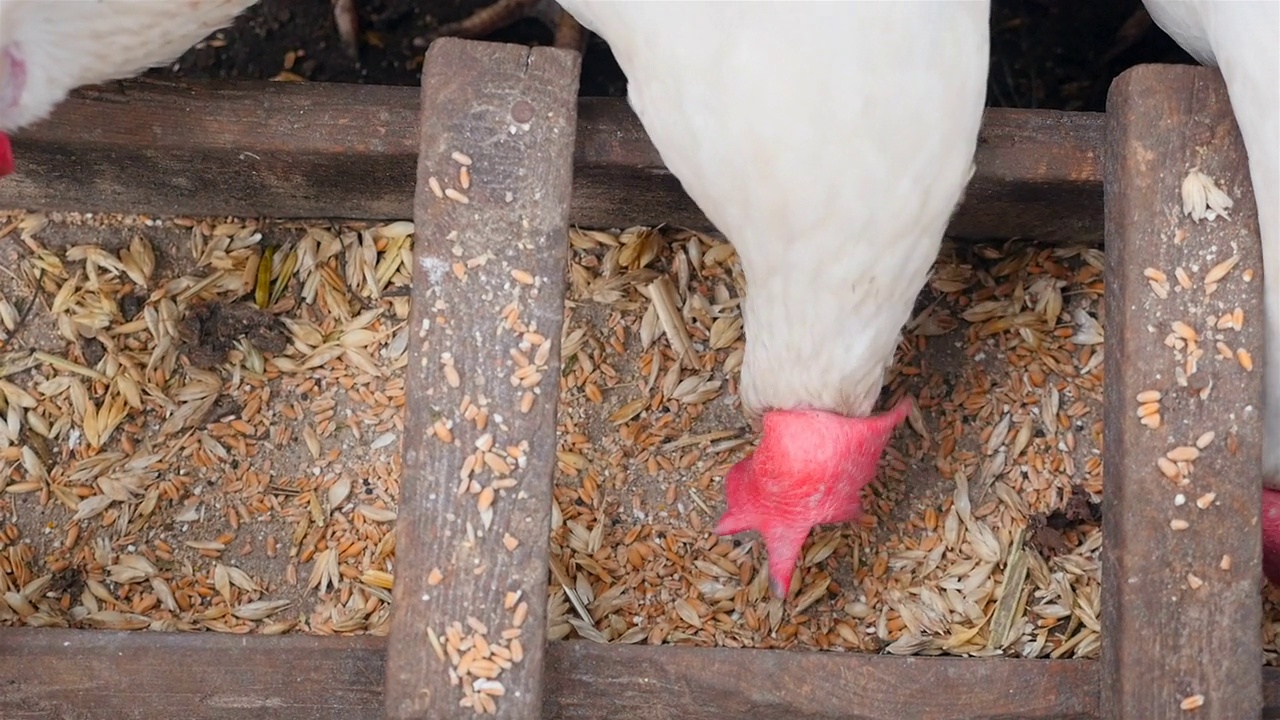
[0,80,1102,243]
[543,646,1097,720]
[1102,64,1265,720]
[0,628,1106,719]
[384,38,580,720]
[16,626,1280,718]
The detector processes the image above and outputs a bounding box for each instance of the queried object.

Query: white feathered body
[558,1,990,418]
[1143,0,1280,483]
[0,0,256,132]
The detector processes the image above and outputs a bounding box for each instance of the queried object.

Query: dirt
[179,301,288,369]
[1027,491,1103,557]
[152,0,1195,111]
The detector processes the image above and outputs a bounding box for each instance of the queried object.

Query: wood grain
[10,626,1280,718]
[1102,64,1264,720]
[383,38,580,720]
[0,80,1101,243]
[0,628,1104,719]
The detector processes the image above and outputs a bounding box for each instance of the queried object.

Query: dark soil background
[153,0,1197,111]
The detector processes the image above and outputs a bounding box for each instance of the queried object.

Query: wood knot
[511,100,534,124]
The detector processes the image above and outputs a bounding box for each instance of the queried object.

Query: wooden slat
[383,39,580,720]
[0,80,1102,243]
[1102,64,1264,719]
[0,628,1108,719]
[12,626,1280,718]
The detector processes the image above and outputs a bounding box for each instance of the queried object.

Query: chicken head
[715,399,911,598]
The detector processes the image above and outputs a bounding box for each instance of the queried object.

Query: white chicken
[1140,0,1280,581]
[0,0,992,598]
[0,0,257,172]
[556,0,991,595]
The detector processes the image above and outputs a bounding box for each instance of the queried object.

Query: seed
[1244,268,1255,282]
[451,151,473,166]
[1141,413,1162,429]
[444,364,462,388]
[1170,519,1190,531]
[1195,493,1216,510]
[434,420,454,443]
[1186,573,1203,590]
[1237,348,1254,371]
[477,486,496,512]
[1171,321,1197,342]
[1180,694,1204,711]
[428,176,444,199]
[511,269,535,285]
[1137,402,1161,418]
[1220,555,1233,571]
[1136,390,1162,404]
[1204,254,1239,285]
[1166,446,1200,462]
[428,568,444,586]
[444,188,470,204]
[1143,268,1167,283]
[1175,267,1193,289]
[1157,458,1180,480]
[1194,431,1215,449]
[483,452,511,475]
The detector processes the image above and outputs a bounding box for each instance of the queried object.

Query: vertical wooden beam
[1103,64,1264,719]
[385,38,580,719]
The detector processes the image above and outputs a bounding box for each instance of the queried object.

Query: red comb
[0,133,13,177]
[716,398,911,597]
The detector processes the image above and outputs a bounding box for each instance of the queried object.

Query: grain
[0,211,1107,662]
[0,210,408,637]
[549,233,1105,658]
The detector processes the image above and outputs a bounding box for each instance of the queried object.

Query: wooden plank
[0,80,1102,243]
[383,38,580,720]
[19,625,1280,719]
[0,628,1112,719]
[0,630,386,719]
[1102,64,1265,720]
[543,646,1098,720]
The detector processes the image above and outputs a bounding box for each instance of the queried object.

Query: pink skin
[715,398,911,597]
[1263,489,1280,585]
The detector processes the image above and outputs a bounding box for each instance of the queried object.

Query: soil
[152,0,1196,111]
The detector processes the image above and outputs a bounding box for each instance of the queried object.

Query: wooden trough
[0,38,1274,720]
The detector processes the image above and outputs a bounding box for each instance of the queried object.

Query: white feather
[0,0,257,132]
[560,0,990,417]
[1143,0,1280,483]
